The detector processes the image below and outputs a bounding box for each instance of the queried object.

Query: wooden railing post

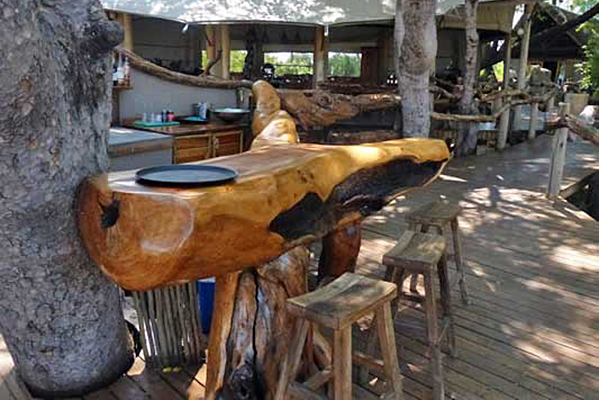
[547,102,570,199]
[497,98,510,150]
[496,32,512,151]
[528,102,539,140]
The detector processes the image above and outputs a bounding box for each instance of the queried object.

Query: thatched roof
[512,2,591,60]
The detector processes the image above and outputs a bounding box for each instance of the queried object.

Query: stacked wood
[131,283,205,369]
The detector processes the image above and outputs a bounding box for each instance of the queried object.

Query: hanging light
[281,30,289,44]
[294,30,302,43]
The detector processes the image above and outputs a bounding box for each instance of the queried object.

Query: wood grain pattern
[286,273,397,330]
[79,81,449,291]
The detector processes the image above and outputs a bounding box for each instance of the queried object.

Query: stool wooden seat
[382,231,455,400]
[275,273,404,400]
[405,200,470,305]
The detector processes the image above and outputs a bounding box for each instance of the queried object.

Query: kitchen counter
[108,127,173,171]
[124,120,248,164]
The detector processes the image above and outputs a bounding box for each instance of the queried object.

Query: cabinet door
[174,134,211,163]
[213,130,243,158]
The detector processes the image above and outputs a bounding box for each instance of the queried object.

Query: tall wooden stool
[275,273,404,400]
[383,231,456,400]
[405,200,470,305]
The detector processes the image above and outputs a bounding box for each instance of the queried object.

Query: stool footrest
[304,368,333,390]
[289,382,328,400]
[353,349,386,376]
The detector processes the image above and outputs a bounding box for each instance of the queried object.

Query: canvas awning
[101,0,516,31]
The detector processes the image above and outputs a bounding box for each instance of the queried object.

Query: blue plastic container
[198,278,215,335]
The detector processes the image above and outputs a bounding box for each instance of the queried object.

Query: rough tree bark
[0,1,134,397]
[457,0,480,156]
[396,0,438,137]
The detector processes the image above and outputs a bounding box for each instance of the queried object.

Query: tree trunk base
[206,246,311,400]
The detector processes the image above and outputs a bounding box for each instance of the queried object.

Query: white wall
[118,69,238,121]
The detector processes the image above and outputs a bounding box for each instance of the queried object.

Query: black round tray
[136,165,238,186]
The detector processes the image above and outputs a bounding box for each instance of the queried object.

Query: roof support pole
[497,31,512,150]
[114,12,133,51]
[313,26,328,88]
[513,3,534,131]
[220,25,231,80]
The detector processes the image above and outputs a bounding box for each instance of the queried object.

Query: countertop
[124,120,248,137]
[109,127,173,157]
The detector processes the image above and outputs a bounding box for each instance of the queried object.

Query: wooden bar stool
[382,231,456,400]
[405,200,470,305]
[274,273,404,400]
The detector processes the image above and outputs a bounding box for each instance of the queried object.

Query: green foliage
[200,50,247,74]
[264,52,313,75]
[571,0,599,93]
[328,52,361,77]
[230,50,247,73]
[493,61,504,82]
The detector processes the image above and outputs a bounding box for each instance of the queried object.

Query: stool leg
[424,273,444,400]
[333,327,352,400]
[357,264,396,384]
[408,223,428,294]
[437,253,456,358]
[274,319,309,400]
[392,268,406,314]
[450,218,470,305]
[376,302,404,400]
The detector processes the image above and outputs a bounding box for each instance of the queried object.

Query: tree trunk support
[457,0,480,156]
[220,25,231,80]
[513,4,533,131]
[318,222,362,281]
[396,0,437,137]
[314,26,328,88]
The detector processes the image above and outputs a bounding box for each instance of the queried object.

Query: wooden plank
[124,358,183,400]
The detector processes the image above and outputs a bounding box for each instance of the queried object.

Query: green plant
[572,0,599,93]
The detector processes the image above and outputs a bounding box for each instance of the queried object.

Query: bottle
[112,54,119,85]
[115,54,125,85]
[124,57,131,86]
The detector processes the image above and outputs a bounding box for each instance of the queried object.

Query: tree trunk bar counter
[78,81,450,399]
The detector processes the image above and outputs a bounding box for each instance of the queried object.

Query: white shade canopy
[101,0,512,27]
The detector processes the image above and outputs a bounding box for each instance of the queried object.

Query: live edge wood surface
[78,138,449,291]
[78,80,449,399]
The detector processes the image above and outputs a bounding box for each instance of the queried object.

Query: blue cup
[197,278,215,335]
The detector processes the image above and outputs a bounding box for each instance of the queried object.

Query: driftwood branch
[115,47,252,89]
[201,49,223,77]
[432,90,557,123]
[562,114,599,146]
[278,89,400,129]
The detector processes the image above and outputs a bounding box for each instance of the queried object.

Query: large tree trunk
[0,1,134,397]
[396,0,438,137]
[456,0,480,156]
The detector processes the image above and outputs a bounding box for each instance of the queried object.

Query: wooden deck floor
[2,134,599,400]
